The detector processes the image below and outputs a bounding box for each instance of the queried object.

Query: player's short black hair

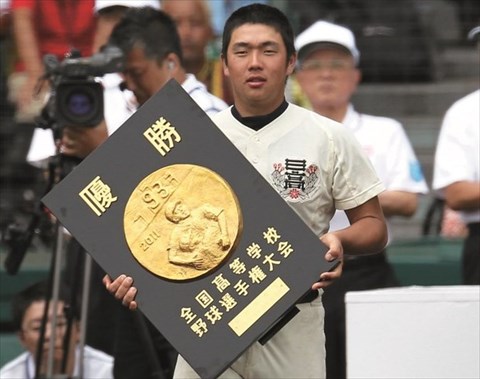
[221,3,295,65]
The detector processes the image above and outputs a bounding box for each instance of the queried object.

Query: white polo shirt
[329,105,429,239]
[433,89,480,224]
[0,345,113,379]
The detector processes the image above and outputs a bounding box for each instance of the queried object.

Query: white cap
[468,25,480,41]
[295,20,360,65]
[94,0,160,13]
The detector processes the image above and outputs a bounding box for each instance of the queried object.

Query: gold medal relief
[124,164,243,280]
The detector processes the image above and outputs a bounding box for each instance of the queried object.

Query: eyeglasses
[298,59,354,72]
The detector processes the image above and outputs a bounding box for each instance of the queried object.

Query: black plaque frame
[42,80,336,378]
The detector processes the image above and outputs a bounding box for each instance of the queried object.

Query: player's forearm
[444,181,480,211]
[334,217,387,256]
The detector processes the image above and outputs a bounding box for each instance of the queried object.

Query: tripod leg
[77,253,92,379]
[46,223,66,378]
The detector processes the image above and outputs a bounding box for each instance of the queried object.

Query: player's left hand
[312,232,343,289]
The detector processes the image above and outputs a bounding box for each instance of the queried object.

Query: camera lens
[56,80,103,127]
[66,91,94,116]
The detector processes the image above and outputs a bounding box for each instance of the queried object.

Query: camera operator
[20,2,158,359]
[26,5,227,377]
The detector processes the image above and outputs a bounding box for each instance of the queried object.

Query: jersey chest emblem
[270,159,319,201]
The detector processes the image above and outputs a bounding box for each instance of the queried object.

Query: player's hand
[103,274,138,310]
[312,232,343,290]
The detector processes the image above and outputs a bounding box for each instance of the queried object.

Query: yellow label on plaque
[228,277,290,336]
[124,164,243,280]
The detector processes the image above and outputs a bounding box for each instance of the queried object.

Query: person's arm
[379,190,418,217]
[12,6,44,110]
[60,120,109,158]
[313,196,387,289]
[336,196,388,255]
[444,181,480,211]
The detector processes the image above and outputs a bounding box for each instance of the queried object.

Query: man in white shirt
[0,280,113,379]
[294,20,429,379]
[433,84,479,284]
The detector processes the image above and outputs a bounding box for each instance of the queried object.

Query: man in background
[433,25,480,285]
[294,20,429,378]
[0,280,113,379]
[162,0,233,104]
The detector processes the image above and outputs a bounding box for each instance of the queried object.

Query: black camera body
[39,45,124,131]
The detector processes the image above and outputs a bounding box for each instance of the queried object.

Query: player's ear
[221,53,229,77]
[286,53,297,76]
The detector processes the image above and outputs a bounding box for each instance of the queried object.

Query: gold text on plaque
[144,117,181,156]
[124,164,243,280]
[79,176,118,216]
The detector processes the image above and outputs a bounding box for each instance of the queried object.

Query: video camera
[1,46,124,276]
[38,45,124,132]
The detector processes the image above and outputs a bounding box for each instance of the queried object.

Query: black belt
[467,222,480,234]
[297,289,319,304]
[343,250,387,269]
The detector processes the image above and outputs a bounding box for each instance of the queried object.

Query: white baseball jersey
[433,89,480,224]
[213,103,385,237]
[329,105,429,236]
[173,102,384,379]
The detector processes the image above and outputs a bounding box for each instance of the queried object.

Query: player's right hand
[103,274,138,310]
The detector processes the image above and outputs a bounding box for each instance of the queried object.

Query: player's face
[223,23,296,116]
[19,300,79,369]
[122,47,172,105]
[163,0,212,67]
[295,48,360,113]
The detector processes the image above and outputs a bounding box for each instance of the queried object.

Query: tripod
[3,152,94,379]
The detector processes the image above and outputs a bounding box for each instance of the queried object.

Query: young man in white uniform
[433,88,480,284]
[105,4,388,379]
[0,281,113,379]
[294,20,429,378]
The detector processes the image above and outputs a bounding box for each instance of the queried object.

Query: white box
[346,286,480,378]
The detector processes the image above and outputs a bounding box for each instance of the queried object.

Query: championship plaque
[42,80,336,378]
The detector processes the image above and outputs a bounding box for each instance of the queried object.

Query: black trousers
[113,306,178,379]
[463,223,480,285]
[322,251,399,379]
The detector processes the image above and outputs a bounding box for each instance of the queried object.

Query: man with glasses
[294,20,429,379]
[0,280,113,379]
